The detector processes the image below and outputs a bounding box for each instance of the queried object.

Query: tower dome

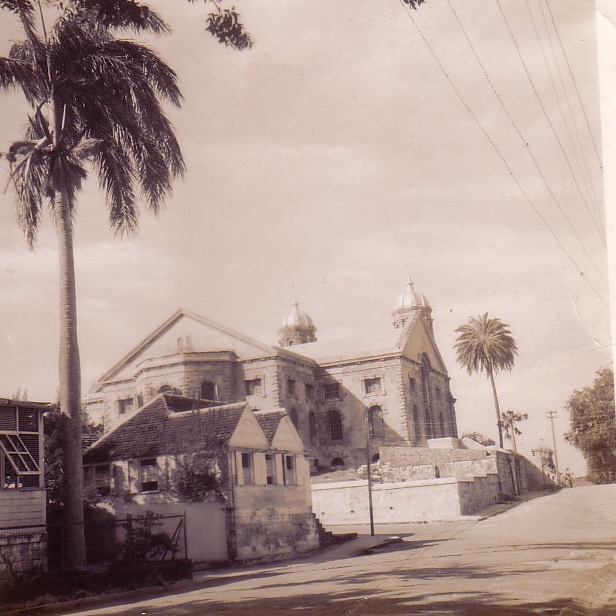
[392,277,431,329]
[278,300,317,347]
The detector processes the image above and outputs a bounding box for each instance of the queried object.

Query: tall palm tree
[0,0,183,569]
[454,313,518,449]
[501,410,528,452]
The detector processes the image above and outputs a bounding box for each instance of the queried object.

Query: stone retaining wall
[0,529,47,580]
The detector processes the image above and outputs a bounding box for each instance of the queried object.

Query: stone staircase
[311,512,357,547]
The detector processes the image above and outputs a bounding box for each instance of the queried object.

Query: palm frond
[454,313,518,376]
[72,0,170,35]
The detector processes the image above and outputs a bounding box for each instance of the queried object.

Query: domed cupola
[278,300,317,347]
[392,277,432,329]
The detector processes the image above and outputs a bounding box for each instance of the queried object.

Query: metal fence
[47,512,188,569]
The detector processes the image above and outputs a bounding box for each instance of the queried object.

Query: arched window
[424,408,432,439]
[420,355,431,407]
[368,405,385,439]
[328,410,343,441]
[413,405,422,440]
[200,380,216,401]
[158,384,181,395]
[309,411,317,441]
[331,457,345,468]
[439,412,446,437]
[289,407,299,428]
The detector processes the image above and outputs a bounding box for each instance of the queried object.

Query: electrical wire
[497,0,605,244]
[396,0,608,307]
[444,0,606,285]
[523,0,605,235]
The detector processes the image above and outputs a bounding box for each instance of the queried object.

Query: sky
[0,0,611,474]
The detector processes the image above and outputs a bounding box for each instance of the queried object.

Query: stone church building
[84,279,458,471]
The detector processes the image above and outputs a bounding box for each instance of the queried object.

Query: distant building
[84,279,458,470]
[0,398,50,578]
[83,394,321,563]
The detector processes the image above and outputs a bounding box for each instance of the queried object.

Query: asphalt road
[62,484,616,616]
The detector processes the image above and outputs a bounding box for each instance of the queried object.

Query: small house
[0,398,50,579]
[83,394,322,564]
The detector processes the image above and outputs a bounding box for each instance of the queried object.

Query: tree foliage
[565,367,616,483]
[455,313,518,448]
[44,408,104,511]
[500,410,528,452]
[460,431,495,447]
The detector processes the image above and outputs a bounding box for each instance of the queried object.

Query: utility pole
[546,411,560,478]
[365,410,375,536]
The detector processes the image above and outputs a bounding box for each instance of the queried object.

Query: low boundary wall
[311,474,500,525]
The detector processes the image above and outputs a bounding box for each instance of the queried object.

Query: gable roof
[90,309,278,391]
[253,409,287,445]
[83,394,247,464]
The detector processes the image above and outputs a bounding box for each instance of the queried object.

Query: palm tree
[0,0,183,569]
[500,410,528,452]
[454,313,518,449]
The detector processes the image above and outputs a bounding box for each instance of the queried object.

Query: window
[85,464,111,495]
[309,411,317,441]
[284,455,297,485]
[439,412,446,436]
[413,405,422,439]
[140,458,159,492]
[324,383,340,400]
[305,383,315,401]
[328,410,343,441]
[368,405,385,439]
[424,408,433,439]
[421,355,431,407]
[265,454,277,485]
[241,452,254,485]
[409,377,417,392]
[289,407,299,428]
[286,378,296,397]
[364,377,382,395]
[118,398,133,415]
[245,378,263,396]
[200,380,217,401]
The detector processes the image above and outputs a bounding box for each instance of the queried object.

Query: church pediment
[91,309,276,390]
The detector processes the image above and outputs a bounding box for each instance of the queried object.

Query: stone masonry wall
[0,530,47,580]
[380,446,497,481]
[233,508,320,563]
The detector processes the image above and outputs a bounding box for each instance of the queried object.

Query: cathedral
[84,279,458,471]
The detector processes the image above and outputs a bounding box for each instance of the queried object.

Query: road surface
[61,484,616,616]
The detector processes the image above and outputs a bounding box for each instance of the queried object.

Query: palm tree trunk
[56,190,87,569]
[511,427,517,452]
[488,368,504,449]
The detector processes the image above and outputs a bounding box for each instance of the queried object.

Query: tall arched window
[413,405,422,440]
[424,407,432,439]
[328,410,343,441]
[420,355,431,407]
[289,407,299,429]
[439,412,446,437]
[309,411,317,442]
[200,380,216,401]
[368,405,385,439]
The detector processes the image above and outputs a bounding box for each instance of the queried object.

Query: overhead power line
[497,0,605,244]
[396,0,608,307]
[443,0,606,284]
[523,0,604,236]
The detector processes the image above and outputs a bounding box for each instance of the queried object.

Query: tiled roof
[253,409,286,445]
[84,395,246,464]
